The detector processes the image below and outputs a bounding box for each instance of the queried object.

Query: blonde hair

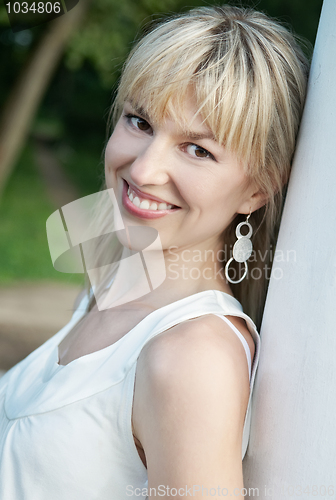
[87,4,310,329]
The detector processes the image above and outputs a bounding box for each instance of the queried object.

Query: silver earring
[225,210,253,284]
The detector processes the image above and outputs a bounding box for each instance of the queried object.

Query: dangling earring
[225,209,253,284]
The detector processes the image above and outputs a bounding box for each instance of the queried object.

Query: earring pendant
[225,213,253,284]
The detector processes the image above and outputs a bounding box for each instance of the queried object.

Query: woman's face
[105,94,262,252]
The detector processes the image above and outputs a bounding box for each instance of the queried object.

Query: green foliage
[64,0,206,87]
[35,60,110,175]
[0,0,324,284]
[256,0,323,45]
[65,0,140,86]
[0,5,10,25]
[55,140,104,196]
[0,143,84,285]
[63,0,322,87]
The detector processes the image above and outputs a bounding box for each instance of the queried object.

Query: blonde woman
[0,5,309,499]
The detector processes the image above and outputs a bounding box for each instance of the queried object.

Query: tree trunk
[243,0,336,496]
[0,0,91,197]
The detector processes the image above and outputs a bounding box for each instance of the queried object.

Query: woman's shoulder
[133,314,251,459]
[136,313,251,398]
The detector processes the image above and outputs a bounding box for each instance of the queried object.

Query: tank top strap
[212,314,252,381]
[120,289,260,461]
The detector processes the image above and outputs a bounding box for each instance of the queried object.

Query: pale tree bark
[243,0,336,496]
[0,0,91,197]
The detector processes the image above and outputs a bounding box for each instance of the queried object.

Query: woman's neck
[92,240,234,312]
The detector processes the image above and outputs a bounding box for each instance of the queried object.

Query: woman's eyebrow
[127,101,216,142]
[182,130,216,141]
[127,102,151,122]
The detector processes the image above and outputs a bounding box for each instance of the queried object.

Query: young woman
[0,4,309,499]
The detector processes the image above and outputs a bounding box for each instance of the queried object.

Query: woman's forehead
[117,79,255,171]
[125,92,215,138]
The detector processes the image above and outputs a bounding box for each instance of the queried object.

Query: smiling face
[104,93,265,254]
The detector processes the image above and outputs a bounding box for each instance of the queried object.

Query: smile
[122,180,181,219]
[127,185,174,210]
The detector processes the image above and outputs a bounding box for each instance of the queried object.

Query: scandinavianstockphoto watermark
[46,189,297,309]
[167,245,296,282]
[126,483,335,497]
[126,484,260,497]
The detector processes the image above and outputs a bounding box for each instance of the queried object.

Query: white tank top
[0,289,260,500]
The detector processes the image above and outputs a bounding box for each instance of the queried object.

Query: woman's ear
[238,188,269,215]
[250,189,269,211]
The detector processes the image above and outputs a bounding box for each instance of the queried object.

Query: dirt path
[0,282,82,371]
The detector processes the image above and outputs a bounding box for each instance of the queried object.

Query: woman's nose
[128,136,171,187]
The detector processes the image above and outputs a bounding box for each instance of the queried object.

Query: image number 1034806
[5,0,81,32]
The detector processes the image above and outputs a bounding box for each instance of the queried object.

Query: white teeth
[139,200,150,209]
[127,187,175,211]
[133,196,140,207]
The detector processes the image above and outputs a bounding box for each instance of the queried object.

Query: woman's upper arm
[133,315,251,499]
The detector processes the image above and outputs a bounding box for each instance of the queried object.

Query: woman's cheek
[104,139,121,176]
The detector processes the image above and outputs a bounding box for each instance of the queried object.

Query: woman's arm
[133,314,251,499]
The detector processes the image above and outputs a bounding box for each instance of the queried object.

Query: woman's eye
[125,113,151,133]
[186,144,215,160]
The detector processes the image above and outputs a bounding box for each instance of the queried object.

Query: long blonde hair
[86,4,310,330]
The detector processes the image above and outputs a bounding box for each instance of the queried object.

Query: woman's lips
[127,181,179,207]
[121,179,181,219]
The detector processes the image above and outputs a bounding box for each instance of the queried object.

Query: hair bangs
[111,17,278,182]
[97,5,310,328]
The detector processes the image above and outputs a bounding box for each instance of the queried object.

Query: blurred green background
[0,0,323,287]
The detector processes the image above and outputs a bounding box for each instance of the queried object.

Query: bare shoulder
[137,313,252,393]
[134,314,251,437]
[133,314,251,488]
